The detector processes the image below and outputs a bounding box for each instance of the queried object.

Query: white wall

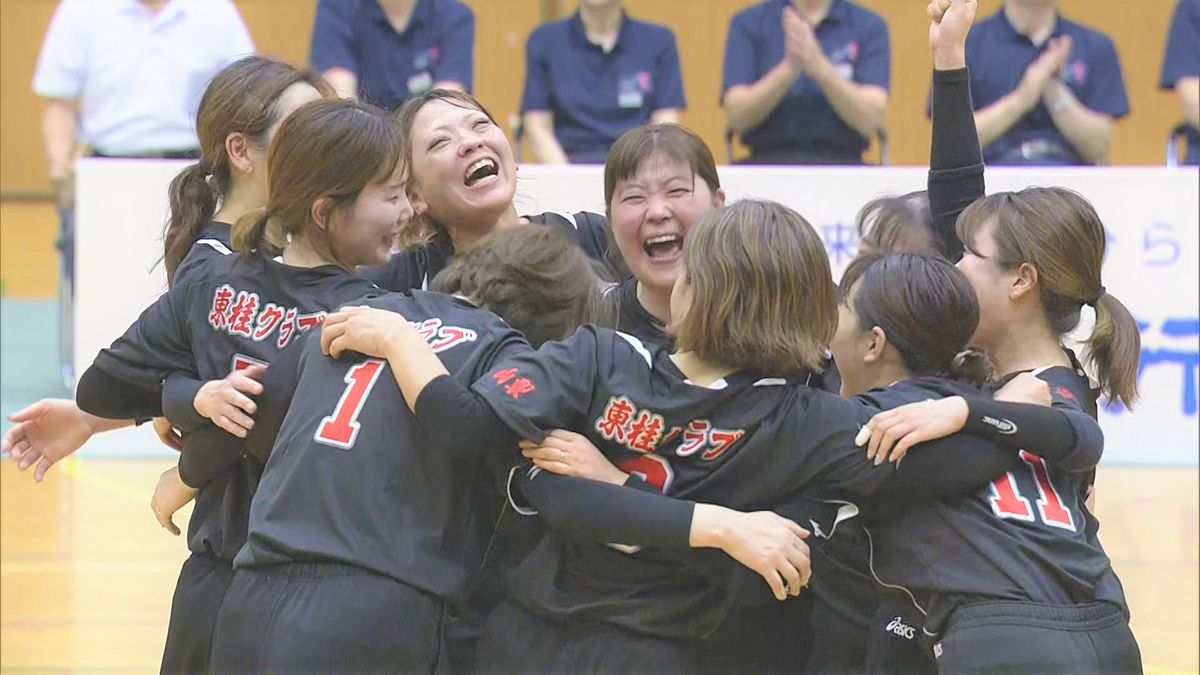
[75,160,1200,465]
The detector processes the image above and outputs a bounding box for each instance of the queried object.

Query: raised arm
[927,0,983,260]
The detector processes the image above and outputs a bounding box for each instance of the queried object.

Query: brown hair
[957,187,1140,407]
[603,123,720,276]
[162,55,331,285]
[393,89,501,249]
[856,191,945,257]
[231,98,405,271]
[431,225,614,347]
[672,200,835,375]
[840,252,991,386]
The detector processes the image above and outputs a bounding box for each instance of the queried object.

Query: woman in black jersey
[2,55,330,480]
[849,2,1142,672]
[359,89,615,292]
[601,123,725,346]
[325,199,1104,674]
[67,99,409,674]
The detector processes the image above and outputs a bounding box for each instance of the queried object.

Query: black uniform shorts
[209,562,445,674]
[932,600,1142,675]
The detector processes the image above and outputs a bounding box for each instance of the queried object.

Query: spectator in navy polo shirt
[1160,0,1199,165]
[520,0,686,164]
[310,0,473,110]
[721,0,890,165]
[964,0,1129,165]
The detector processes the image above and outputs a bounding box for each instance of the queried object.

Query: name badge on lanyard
[618,71,651,109]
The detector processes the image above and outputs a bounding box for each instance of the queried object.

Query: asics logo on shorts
[886,616,916,640]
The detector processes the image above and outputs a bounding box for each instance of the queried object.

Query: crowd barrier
[75,160,1199,465]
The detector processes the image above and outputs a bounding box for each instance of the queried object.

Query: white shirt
[32,0,255,154]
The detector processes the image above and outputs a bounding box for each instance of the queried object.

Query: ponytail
[1084,291,1141,409]
[948,347,994,388]
[231,207,283,258]
[161,162,218,285]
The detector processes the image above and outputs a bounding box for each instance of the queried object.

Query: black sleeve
[358,249,424,292]
[867,434,1023,507]
[177,425,247,489]
[470,328,599,443]
[76,365,162,421]
[412,374,520,459]
[963,396,1103,472]
[511,463,695,549]
[162,373,209,434]
[928,67,984,261]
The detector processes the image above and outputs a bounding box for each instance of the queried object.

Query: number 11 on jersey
[988,450,1076,531]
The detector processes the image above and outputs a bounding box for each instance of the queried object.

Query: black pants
[209,562,445,674]
[476,601,701,675]
[691,596,812,674]
[159,552,232,674]
[933,600,1142,675]
[862,599,935,675]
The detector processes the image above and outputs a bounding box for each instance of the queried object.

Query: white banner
[75,160,1199,466]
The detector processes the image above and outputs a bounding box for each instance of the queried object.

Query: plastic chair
[1165,123,1191,167]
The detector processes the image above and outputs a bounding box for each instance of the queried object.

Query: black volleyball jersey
[172,221,233,286]
[359,210,614,292]
[234,291,530,603]
[867,365,1127,636]
[471,327,896,638]
[88,253,381,560]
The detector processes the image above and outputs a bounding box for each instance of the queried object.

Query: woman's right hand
[691,504,811,601]
[928,0,976,69]
[1,398,102,482]
[193,364,266,438]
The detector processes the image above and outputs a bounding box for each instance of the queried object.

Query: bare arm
[973,35,1070,149]
[42,98,77,205]
[321,67,358,100]
[521,111,569,164]
[1178,77,1200,130]
[650,109,682,124]
[1042,79,1114,164]
[723,62,801,134]
[809,60,888,140]
[973,87,1037,148]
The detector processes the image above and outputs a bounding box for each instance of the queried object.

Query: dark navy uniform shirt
[964,8,1129,165]
[1160,0,1200,165]
[89,254,381,560]
[310,0,474,110]
[473,327,891,638]
[235,291,529,605]
[358,210,614,292]
[172,221,233,287]
[867,365,1127,639]
[722,0,890,164]
[521,12,686,164]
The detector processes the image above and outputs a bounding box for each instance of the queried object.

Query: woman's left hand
[857,396,969,465]
[520,429,628,486]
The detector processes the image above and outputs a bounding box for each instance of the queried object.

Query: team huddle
[2,2,1145,674]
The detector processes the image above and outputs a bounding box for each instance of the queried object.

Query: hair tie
[1085,286,1106,307]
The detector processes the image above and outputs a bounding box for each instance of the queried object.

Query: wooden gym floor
[0,459,1196,673]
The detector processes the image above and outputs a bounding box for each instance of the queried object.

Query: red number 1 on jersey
[314,359,386,449]
[988,450,1076,531]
